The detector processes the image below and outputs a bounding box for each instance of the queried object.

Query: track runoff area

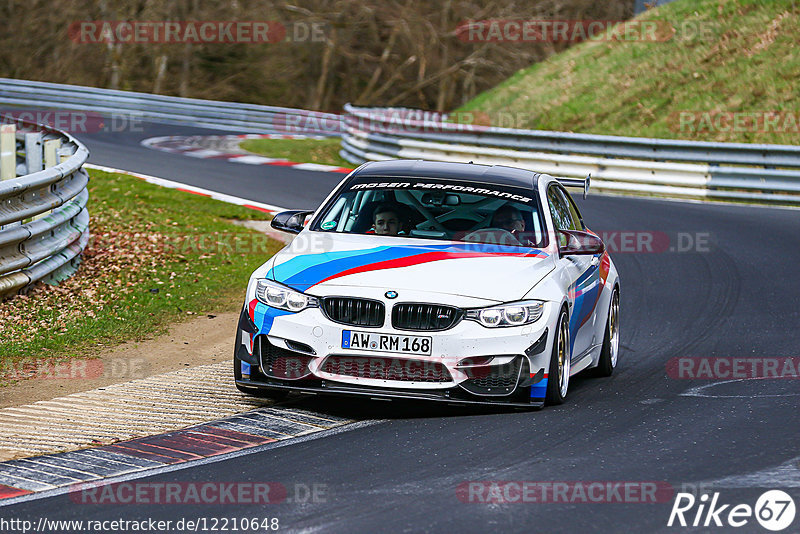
[0,122,798,533]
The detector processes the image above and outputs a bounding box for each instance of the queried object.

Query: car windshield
[310,177,547,248]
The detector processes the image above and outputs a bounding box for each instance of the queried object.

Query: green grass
[240,137,352,168]
[0,170,282,368]
[457,0,800,145]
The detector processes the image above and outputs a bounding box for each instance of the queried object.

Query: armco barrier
[340,104,800,204]
[0,119,90,299]
[0,78,344,136]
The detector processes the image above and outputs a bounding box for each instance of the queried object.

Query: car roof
[350,160,541,189]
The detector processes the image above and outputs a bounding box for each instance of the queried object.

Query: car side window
[547,186,574,231]
[556,186,585,231]
[547,185,575,248]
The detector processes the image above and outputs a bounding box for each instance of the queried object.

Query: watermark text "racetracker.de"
[457,481,674,503]
[1,357,148,381]
[1,110,143,134]
[666,357,800,380]
[456,19,722,43]
[69,21,328,44]
[70,481,327,505]
[673,111,800,134]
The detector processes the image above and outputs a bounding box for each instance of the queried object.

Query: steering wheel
[463,228,522,246]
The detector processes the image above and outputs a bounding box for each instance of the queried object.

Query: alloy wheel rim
[609,292,620,367]
[558,317,570,396]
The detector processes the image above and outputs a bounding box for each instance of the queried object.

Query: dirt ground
[0,311,239,409]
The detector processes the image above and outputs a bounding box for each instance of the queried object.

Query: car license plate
[342,330,432,356]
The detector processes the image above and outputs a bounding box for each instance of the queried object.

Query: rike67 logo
[668,490,796,531]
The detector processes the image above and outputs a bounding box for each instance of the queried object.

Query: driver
[491,204,525,233]
[372,203,405,236]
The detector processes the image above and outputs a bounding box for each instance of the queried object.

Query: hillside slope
[458,0,799,145]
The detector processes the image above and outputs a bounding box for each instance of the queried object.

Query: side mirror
[271,210,314,234]
[558,230,604,256]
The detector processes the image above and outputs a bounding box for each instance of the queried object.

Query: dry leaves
[0,225,175,347]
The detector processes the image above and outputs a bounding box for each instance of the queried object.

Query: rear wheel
[545,309,571,405]
[595,288,620,377]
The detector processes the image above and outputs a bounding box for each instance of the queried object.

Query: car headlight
[465,301,544,328]
[255,279,318,312]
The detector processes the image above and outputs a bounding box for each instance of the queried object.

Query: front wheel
[545,309,571,405]
[595,287,620,377]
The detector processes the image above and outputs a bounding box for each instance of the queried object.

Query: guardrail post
[34,138,64,222]
[24,132,43,173]
[43,138,61,169]
[0,123,16,179]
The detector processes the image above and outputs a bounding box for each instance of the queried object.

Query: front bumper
[234,298,558,406]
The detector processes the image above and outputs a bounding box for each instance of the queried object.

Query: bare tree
[0,0,635,111]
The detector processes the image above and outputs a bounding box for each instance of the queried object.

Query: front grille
[392,303,462,331]
[321,297,384,327]
[257,336,313,380]
[321,355,452,383]
[460,357,522,396]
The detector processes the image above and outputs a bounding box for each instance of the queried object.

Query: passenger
[372,203,404,236]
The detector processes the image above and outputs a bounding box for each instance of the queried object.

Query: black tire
[595,287,620,377]
[545,309,571,405]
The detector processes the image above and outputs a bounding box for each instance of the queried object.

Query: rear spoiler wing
[556,174,591,199]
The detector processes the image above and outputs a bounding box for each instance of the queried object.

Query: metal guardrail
[0,119,90,299]
[0,78,344,136]
[340,104,800,204]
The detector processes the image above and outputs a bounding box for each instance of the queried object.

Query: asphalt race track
[78,123,345,209]
[3,123,799,532]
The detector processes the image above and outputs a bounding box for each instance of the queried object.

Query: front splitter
[236,379,544,409]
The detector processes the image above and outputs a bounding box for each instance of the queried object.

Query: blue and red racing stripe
[267,243,549,292]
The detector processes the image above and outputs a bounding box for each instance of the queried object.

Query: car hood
[267,233,554,303]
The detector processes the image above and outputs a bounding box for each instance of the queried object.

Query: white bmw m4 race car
[234,160,620,408]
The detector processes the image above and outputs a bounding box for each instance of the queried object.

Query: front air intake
[256,336,313,380]
[321,355,452,383]
[321,297,385,327]
[391,303,462,331]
